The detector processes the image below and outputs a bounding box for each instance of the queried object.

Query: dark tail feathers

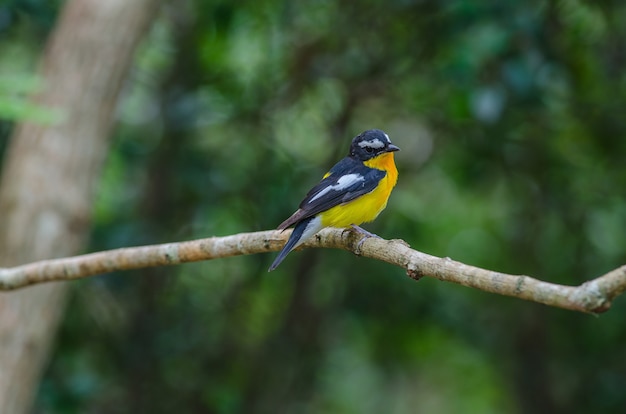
[268,217,313,271]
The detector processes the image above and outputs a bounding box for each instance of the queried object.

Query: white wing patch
[308,173,365,203]
[358,138,385,149]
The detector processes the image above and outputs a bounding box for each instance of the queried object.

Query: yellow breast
[320,152,398,228]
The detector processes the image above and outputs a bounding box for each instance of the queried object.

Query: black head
[349,129,400,161]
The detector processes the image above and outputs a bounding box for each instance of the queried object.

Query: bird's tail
[268,216,321,271]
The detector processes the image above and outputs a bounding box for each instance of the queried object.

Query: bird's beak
[387,144,400,152]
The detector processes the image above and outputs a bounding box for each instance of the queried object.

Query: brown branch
[0,228,624,314]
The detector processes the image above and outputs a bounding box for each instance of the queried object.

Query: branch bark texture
[1,228,624,315]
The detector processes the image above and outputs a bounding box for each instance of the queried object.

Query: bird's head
[349,129,400,161]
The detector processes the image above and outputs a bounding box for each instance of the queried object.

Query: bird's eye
[365,147,375,153]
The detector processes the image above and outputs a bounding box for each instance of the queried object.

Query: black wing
[278,157,386,229]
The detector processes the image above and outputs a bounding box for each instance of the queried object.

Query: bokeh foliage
[1,0,626,413]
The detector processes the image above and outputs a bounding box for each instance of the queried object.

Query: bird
[268,129,399,271]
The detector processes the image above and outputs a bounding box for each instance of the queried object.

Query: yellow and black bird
[269,129,399,271]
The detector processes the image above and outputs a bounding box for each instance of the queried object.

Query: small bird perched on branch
[269,129,399,271]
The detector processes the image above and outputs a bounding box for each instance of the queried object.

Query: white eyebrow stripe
[308,173,365,203]
[358,138,385,149]
[383,133,391,143]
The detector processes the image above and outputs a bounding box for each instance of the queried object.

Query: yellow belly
[320,152,398,228]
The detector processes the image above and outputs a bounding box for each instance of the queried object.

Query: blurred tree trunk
[0,0,159,412]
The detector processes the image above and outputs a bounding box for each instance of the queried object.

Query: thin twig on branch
[0,228,624,314]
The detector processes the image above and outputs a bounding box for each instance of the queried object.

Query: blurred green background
[1,0,626,413]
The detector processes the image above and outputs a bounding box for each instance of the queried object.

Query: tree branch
[0,228,624,314]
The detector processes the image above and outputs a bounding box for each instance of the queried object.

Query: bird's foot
[350,224,380,253]
[350,224,380,239]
